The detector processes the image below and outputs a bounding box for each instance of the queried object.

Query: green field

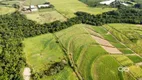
[23,33,65,72]
[23,24,141,80]
[105,23,142,56]
[25,9,66,24]
[48,0,116,18]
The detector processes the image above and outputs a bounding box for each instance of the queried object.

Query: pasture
[25,9,66,24]
[23,33,64,72]
[48,0,116,18]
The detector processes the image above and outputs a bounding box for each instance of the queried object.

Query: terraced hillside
[23,24,142,80]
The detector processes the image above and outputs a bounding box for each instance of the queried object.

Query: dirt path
[83,26,122,54]
[23,67,31,80]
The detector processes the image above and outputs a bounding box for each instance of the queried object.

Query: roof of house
[100,0,115,5]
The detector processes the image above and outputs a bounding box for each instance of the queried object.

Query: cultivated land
[23,23,142,80]
[48,0,116,18]
[104,23,142,56]
[25,9,66,24]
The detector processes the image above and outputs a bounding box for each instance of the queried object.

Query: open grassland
[24,0,47,5]
[48,0,116,18]
[41,66,78,80]
[94,55,121,80]
[105,24,142,56]
[25,9,66,24]
[23,33,64,72]
[0,7,16,15]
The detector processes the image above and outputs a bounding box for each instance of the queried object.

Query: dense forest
[0,7,142,79]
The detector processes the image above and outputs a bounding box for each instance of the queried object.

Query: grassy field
[23,33,65,72]
[48,0,116,18]
[24,0,48,5]
[25,9,66,24]
[104,23,142,56]
[0,7,16,15]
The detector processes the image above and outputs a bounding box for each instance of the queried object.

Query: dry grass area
[91,35,122,54]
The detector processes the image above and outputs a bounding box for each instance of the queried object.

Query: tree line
[0,7,142,79]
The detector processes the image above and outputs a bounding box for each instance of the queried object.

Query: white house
[37,4,50,8]
[100,0,115,5]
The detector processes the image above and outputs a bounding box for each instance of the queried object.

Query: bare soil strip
[91,35,122,54]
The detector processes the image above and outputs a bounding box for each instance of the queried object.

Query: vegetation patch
[23,33,65,72]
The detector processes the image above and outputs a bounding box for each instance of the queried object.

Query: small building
[37,4,50,8]
[100,0,115,5]
[30,5,38,12]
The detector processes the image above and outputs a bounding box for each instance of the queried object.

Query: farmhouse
[100,0,115,5]
[37,4,50,8]
[30,5,38,11]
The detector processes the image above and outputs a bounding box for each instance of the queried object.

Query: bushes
[31,61,67,80]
